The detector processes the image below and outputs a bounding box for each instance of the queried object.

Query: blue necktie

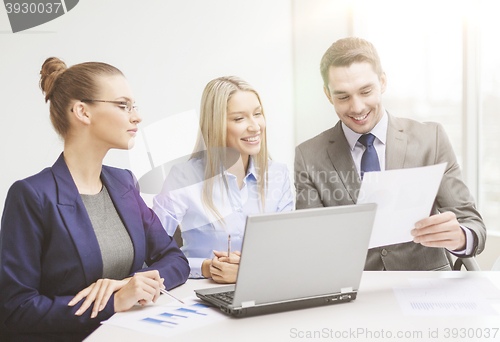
[358,133,380,179]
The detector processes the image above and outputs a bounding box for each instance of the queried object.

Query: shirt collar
[341,109,388,151]
[245,156,257,181]
[225,156,257,181]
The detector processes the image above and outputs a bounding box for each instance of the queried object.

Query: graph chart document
[101,296,228,338]
[393,278,500,316]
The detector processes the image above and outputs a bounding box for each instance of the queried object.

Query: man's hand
[412,211,466,251]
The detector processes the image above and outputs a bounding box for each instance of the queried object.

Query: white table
[85,271,500,342]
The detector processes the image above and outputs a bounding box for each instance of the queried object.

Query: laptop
[195,203,377,317]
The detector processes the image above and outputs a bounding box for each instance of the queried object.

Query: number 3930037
[5,2,62,14]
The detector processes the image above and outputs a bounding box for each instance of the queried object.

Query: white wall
[0,0,294,211]
[292,0,350,145]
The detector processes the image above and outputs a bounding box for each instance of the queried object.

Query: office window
[351,0,500,233]
[351,0,463,162]
[293,0,497,233]
[480,0,500,233]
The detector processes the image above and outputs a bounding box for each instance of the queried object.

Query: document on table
[357,163,446,248]
[101,296,228,338]
[393,278,500,316]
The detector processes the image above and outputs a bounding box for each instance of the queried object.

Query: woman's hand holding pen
[210,250,241,284]
[114,271,165,312]
[213,250,241,264]
[68,270,165,318]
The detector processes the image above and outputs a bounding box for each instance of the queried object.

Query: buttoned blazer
[294,114,486,271]
[0,153,189,341]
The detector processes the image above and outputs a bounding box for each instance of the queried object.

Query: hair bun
[40,57,67,102]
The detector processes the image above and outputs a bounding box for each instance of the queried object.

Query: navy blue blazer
[0,153,189,341]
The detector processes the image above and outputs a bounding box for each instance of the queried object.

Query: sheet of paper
[101,296,228,338]
[357,163,446,248]
[393,278,499,316]
[409,277,500,303]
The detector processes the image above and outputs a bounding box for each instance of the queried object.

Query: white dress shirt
[153,157,293,278]
[341,110,473,255]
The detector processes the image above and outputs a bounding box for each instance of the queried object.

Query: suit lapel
[386,114,407,170]
[52,153,103,284]
[326,122,360,203]
[101,168,145,272]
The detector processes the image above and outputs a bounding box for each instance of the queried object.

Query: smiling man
[294,37,486,270]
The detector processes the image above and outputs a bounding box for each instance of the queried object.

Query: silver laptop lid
[232,203,377,307]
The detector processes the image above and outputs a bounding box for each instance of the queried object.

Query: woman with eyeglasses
[153,76,293,284]
[0,57,189,342]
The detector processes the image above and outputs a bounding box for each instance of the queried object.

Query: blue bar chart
[102,297,228,338]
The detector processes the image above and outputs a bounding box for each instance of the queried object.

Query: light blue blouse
[153,157,293,278]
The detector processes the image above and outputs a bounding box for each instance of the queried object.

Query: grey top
[81,185,134,280]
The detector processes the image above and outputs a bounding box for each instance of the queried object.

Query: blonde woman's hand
[213,250,241,264]
[210,251,241,283]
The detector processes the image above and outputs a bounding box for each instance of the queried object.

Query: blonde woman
[153,76,293,283]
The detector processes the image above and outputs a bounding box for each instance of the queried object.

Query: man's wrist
[450,225,474,256]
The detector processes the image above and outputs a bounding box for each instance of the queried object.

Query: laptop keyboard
[208,291,234,304]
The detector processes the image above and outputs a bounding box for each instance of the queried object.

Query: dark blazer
[295,114,486,271]
[0,153,189,341]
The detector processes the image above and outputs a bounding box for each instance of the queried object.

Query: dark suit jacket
[0,153,190,341]
[295,114,486,271]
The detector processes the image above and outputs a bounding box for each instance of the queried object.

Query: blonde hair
[191,76,269,223]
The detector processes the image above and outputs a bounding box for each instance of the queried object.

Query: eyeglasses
[75,99,139,112]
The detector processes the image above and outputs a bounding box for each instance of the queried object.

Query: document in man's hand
[357,163,447,248]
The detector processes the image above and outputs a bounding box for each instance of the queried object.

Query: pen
[160,288,185,304]
[228,234,231,260]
